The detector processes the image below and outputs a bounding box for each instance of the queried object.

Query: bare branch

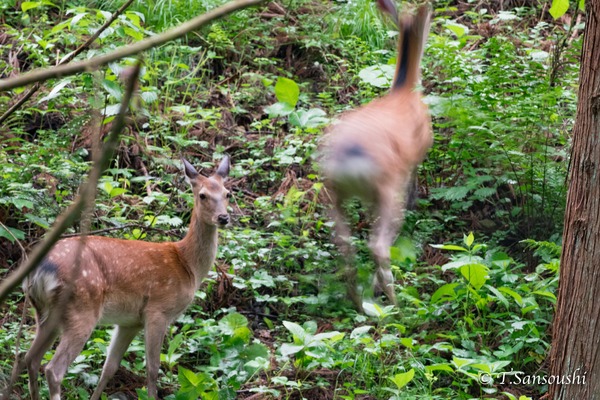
[0,0,265,92]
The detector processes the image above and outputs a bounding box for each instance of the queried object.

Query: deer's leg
[45,311,97,400]
[144,314,168,400]
[405,169,419,211]
[21,315,59,400]
[370,179,411,305]
[90,325,141,400]
[330,195,364,312]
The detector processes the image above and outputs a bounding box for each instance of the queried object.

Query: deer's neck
[177,214,218,288]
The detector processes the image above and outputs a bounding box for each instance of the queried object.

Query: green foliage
[0,0,578,398]
[549,0,584,19]
[265,76,329,130]
[280,320,344,369]
[421,8,579,241]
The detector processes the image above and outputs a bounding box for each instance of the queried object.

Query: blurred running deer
[320,1,432,312]
[14,156,231,400]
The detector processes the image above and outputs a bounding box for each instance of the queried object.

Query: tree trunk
[549,4,600,399]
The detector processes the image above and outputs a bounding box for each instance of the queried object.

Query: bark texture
[549,3,600,399]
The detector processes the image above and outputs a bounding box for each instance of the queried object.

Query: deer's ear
[182,158,199,185]
[215,155,230,179]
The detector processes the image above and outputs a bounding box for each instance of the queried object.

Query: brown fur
[320,4,432,312]
[15,157,231,400]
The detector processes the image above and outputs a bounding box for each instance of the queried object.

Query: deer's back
[26,236,196,327]
[321,90,432,199]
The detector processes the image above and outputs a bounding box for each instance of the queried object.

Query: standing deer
[320,1,432,312]
[13,156,231,400]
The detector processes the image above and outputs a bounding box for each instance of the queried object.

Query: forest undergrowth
[0,0,581,398]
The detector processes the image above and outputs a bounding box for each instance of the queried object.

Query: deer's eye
[199,193,207,200]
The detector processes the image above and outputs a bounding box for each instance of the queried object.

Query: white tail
[320,3,432,312]
[13,156,231,400]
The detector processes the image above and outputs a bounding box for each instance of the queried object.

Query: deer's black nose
[217,214,230,226]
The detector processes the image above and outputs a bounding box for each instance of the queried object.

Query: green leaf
[464,232,475,247]
[264,101,294,118]
[440,258,474,271]
[485,285,509,308]
[218,312,248,336]
[389,369,415,390]
[425,363,454,373]
[103,181,113,195]
[179,367,200,387]
[109,187,126,198]
[459,263,488,290]
[24,213,50,229]
[533,290,557,302]
[274,77,299,107]
[123,26,143,41]
[499,286,523,305]
[51,20,70,33]
[22,2,42,11]
[362,302,384,318]
[549,0,570,19]
[313,330,344,342]
[0,225,25,243]
[283,321,308,343]
[288,108,329,128]
[350,325,373,338]
[358,64,394,88]
[490,252,511,268]
[241,343,270,374]
[303,320,318,334]
[12,198,34,210]
[244,356,270,375]
[140,91,158,104]
[496,11,519,21]
[445,21,469,38]
[177,368,218,400]
[438,186,470,201]
[431,283,459,303]
[452,357,474,369]
[430,244,468,252]
[391,237,417,263]
[126,11,143,28]
[101,79,123,101]
[249,270,276,288]
[280,343,304,356]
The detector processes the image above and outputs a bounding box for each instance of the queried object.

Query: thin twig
[0,0,136,124]
[0,0,266,92]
